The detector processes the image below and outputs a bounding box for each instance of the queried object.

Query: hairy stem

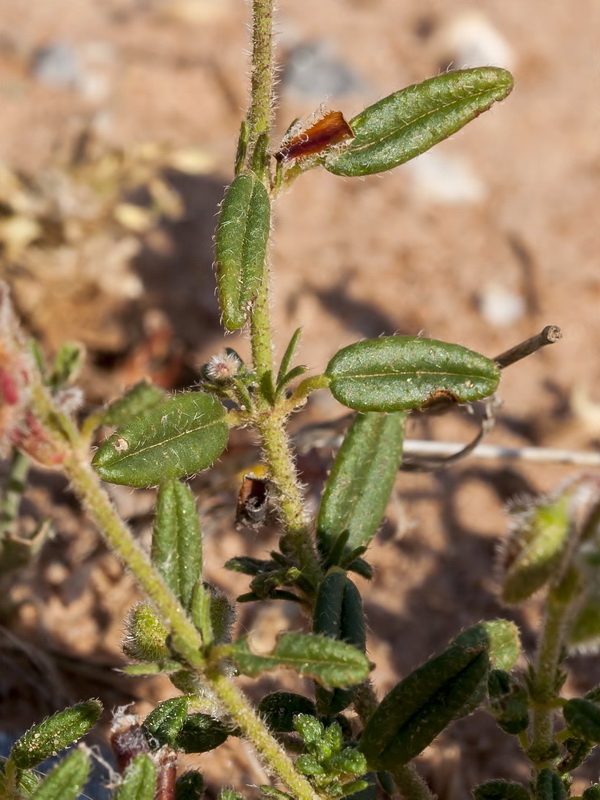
[529,594,570,764]
[390,765,437,800]
[247,0,274,159]
[64,453,205,666]
[207,668,319,800]
[63,448,318,800]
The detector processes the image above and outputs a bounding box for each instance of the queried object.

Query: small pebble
[438,12,516,71]
[406,151,486,205]
[478,282,526,327]
[281,40,366,98]
[31,41,82,89]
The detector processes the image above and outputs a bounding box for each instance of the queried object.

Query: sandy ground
[1,1,600,798]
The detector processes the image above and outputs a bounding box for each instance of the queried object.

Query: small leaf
[258,692,317,733]
[153,480,202,611]
[487,670,529,735]
[456,619,521,672]
[359,625,490,768]
[123,603,171,662]
[317,412,405,561]
[567,591,600,653]
[227,632,370,688]
[114,754,157,800]
[500,490,572,604]
[277,328,303,386]
[225,556,277,576]
[49,343,84,390]
[473,780,531,800]
[215,172,270,331]
[97,380,166,427]
[535,769,566,800]
[325,336,499,413]
[563,699,600,743]
[143,697,190,747]
[176,771,206,800]
[173,713,230,753]
[344,774,376,800]
[92,392,228,488]
[9,700,102,769]
[325,67,513,177]
[583,786,600,800]
[29,748,91,800]
[557,737,592,775]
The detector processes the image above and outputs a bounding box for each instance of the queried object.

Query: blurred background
[1,0,600,797]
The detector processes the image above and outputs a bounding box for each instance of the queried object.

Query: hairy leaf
[227,632,370,688]
[93,392,228,487]
[9,700,102,769]
[29,748,90,800]
[325,336,499,412]
[563,698,600,743]
[114,755,157,800]
[215,172,270,331]
[473,780,531,800]
[317,412,405,561]
[153,480,202,611]
[359,625,490,768]
[325,67,513,177]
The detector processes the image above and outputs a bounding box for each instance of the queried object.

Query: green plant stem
[529,595,570,763]
[62,451,318,800]
[244,0,323,593]
[64,453,205,665]
[246,0,274,158]
[257,409,322,591]
[250,274,275,384]
[206,667,319,800]
[390,765,436,800]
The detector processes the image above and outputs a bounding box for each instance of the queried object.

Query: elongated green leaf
[9,700,102,769]
[325,67,513,177]
[473,781,531,800]
[215,172,270,331]
[359,625,490,768]
[317,412,405,560]
[114,754,157,800]
[29,748,90,800]
[98,380,166,427]
[92,392,228,487]
[325,336,499,412]
[314,569,367,714]
[584,786,600,800]
[535,769,566,800]
[563,699,600,743]
[142,697,189,746]
[227,632,370,688]
[153,480,202,611]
